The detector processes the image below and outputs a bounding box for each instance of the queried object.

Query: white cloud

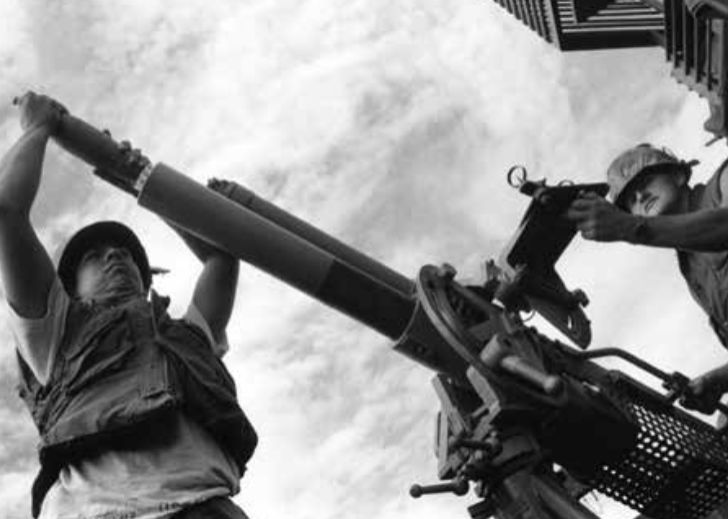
[0,471,35,519]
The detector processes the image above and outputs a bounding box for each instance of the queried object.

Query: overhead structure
[488,0,728,140]
[490,0,664,49]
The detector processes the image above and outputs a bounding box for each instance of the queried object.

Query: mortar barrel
[138,163,417,340]
[47,109,417,339]
[53,115,127,172]
[212,182,414,299]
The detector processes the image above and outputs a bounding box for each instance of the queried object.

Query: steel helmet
[58,221,152,294]
[606,143,698,209]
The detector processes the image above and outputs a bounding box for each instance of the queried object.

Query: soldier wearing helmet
[0,92,256,519]
[567,142,728,414]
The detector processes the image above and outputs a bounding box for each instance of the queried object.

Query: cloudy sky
[1,1,727,518]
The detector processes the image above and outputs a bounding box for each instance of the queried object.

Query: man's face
[74,241,144,302]
[622,168,687,217]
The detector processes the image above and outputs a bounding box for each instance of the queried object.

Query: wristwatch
[628,216,651,244]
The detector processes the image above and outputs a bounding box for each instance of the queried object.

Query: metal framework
[665,0,728,137]
[489,0,664,49]
[487,0,728,140]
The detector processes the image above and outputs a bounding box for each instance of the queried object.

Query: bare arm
[632,167,728,250]
[173,179,241,343]
[566,189,728,252]
[631,207,728,251]
[92,144,241,342]
[0,94,64,317]
[172,224,239,344]
[192,252,239,344]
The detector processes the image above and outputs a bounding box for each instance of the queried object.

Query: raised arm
[90,143,241,343]
[173,223,239,344]
[0,93,65,318]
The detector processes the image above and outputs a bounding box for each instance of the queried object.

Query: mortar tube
[213,181,414,299]
[137,163,416,340]
[53,115,138,181]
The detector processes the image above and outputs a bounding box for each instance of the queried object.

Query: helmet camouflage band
[606,143,698,209]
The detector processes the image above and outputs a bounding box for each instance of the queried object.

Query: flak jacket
[16,292,258,517]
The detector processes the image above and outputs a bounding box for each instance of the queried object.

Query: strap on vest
[150,290,171,336]
[31,460,61,518]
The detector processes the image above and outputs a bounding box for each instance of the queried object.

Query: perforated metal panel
[587,381,728,519]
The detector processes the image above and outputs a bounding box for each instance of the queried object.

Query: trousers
[170,497,249,519]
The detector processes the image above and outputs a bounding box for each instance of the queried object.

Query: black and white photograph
[2,1,728,519]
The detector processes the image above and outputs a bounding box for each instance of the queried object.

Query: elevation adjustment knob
[410,478,469,498]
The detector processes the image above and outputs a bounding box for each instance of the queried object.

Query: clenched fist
[682,365,728,414]
[14,91,67,134]
[565,191,645,243]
